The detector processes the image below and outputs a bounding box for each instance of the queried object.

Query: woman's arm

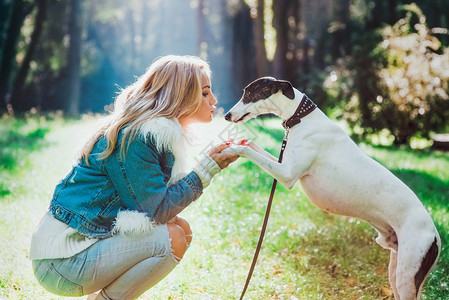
[104,137,231,224]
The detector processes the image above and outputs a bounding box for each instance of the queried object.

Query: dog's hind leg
[395,234,439,300]
[389,251,400,299]
[375,229,400,298]
[413,236,439,299]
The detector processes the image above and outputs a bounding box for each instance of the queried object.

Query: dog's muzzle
[224,112,250,123]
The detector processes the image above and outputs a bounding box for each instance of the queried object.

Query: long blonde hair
[79,55,211,163]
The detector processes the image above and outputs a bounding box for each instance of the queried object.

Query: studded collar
[282,94,317,129]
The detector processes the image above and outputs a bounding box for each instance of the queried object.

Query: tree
[271,0,334,89]
[66,0,82,116]
[229,0,257,95]
[0,0,34,112]
[272,0,291,80]
[10,0,47,111]
[0,0,14,58]
[375,4,449,144]
[325,3,449,145]
[252,0,269,77]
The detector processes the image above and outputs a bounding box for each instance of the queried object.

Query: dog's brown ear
[278,80,295,100]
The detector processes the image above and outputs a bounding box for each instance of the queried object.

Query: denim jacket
[49,118,205,238]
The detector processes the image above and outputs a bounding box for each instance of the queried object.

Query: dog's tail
[415,236,440,297]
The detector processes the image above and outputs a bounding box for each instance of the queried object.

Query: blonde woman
[30,55,242,299]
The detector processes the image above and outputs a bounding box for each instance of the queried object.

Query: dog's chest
[300,174,347,214]
[299,166,370,217]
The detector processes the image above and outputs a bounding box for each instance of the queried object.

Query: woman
[30,55,241,299]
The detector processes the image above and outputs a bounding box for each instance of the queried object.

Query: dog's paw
[222,145,248,157]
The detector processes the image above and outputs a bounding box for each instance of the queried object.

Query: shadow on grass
[392,169,449,207]
[0,120,50,196]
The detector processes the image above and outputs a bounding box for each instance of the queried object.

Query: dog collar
[282,94,317,129]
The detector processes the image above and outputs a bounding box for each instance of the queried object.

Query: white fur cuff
[113,210,155,236]
[192,155,221,189]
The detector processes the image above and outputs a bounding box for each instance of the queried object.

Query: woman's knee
[175,216,193,245]
[167,224,187,261]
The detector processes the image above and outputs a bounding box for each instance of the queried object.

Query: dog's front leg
[226,146,300,189]
[246,140,277,162]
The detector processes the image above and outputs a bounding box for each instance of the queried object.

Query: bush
[325,4,449,146]
[376,4,449,144]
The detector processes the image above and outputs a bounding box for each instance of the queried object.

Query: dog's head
[224,77,295,123]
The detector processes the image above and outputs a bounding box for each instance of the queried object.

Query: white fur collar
[139,117,192,186]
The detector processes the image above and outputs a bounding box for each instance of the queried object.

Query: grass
[0,114,447,299]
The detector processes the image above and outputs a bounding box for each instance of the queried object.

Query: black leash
[238,129,289,300]
[238,93,317,299]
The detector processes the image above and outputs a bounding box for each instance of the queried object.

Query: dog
[224,77,440,300]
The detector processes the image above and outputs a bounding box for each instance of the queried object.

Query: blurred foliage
[376,4,449,144]
[323,3,449,146]
[0,111,51,196]
[1,0,449,145]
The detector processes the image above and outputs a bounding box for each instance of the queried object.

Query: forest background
[1,0,449,146]
[1,1,449,299]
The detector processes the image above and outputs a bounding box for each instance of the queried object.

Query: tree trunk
[10,0,48,111]
[197,0,206,57]
[252,0,269,77]
[0,0,34,112]
[272,0,290,79]
[127,7,136,75]
[330,0,350,61]
[67,0,82,116]
[0,0,14,59]
[231,1,256,92]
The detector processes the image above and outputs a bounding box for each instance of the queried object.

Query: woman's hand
[208,139,239,169]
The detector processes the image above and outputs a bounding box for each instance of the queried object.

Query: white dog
[224,77,440,300]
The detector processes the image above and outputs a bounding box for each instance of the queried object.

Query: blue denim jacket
[49,129,203,238]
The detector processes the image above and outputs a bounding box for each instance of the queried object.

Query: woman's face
[180,75,217,126]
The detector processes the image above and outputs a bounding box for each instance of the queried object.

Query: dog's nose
[224,112,231,121]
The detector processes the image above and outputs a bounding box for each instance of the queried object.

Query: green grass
[0,115,447,299]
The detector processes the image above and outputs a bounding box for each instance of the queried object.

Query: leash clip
[284,126,290,142]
